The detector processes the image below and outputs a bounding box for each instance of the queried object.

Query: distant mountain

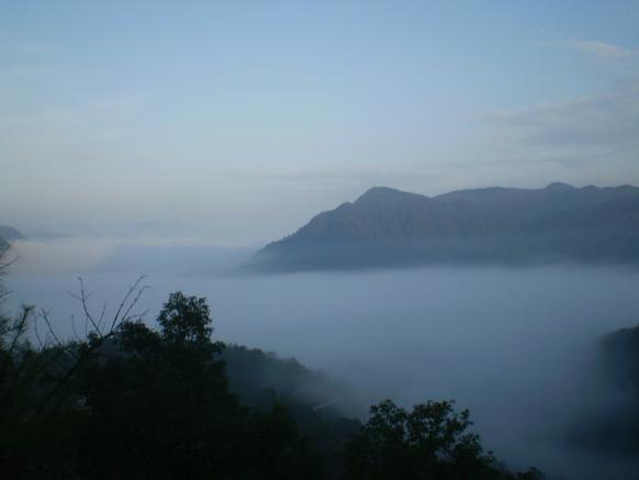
[253,183,639,271]
[0,225,26,246]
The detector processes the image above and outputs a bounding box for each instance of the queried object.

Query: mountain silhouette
[253,183,639,271]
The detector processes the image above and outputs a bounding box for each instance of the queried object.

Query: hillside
[253,183,639,271]
[0,225,26,246]
[568,324,639,455]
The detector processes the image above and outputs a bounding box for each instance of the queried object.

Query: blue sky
[1,1,638,245]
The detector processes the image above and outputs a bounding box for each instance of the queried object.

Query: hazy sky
[1,1,638,245]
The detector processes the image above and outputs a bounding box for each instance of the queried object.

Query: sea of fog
[5,239,639,479]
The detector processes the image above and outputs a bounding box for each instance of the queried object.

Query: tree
[0,268,541,479]
[0,276,150,479]
[0,244,36,430]
[158,291,221,350]
[343,399,503,480]
[0,244,8,311]
[71,291,321,480]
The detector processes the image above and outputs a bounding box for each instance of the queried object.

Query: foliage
[0,285,329,479]
[158,291,219,350]
[343,399,504,480]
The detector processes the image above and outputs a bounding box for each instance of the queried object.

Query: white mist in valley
[7,241,639,479]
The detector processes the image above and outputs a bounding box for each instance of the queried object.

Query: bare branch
[97,303,107,332]
[69,278,102,338]
[33,310,45,349]
[30,275,151,422]
[38,309,65,351]
[119,284,150,326]
[110,275,149,331]
[0,305,34,382]
[70,314,83,343]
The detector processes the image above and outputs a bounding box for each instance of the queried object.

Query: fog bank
[6,242,639,479]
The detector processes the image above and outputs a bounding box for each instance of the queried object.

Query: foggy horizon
[6,180,639,249]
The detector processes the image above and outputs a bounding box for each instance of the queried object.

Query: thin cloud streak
[537,37,635,60]
[488,80,639,150]
[561,40,633,59]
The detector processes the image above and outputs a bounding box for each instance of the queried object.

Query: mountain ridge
[0,225,26,247]
[254,183,639,271]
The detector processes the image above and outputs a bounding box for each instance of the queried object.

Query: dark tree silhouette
[343,399,504,480]
[0,270,544,479]
[158,291,218,348]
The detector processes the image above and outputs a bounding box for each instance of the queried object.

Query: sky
[1,0,638,245]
